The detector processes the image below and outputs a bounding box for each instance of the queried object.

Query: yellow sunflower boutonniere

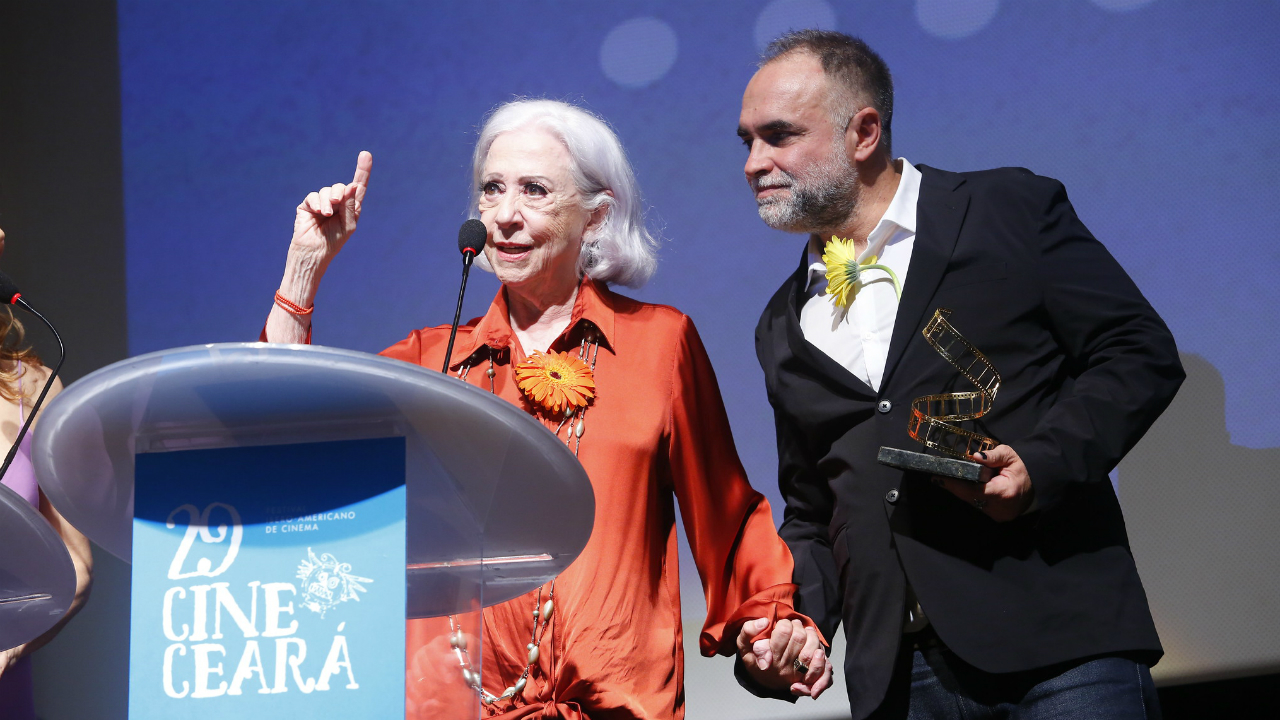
[822,235,903,309]
[514,350,596,416]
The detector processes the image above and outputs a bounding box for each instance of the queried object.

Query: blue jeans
[868,637,1161,720]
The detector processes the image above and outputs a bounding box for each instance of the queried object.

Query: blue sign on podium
[129,437,406,717]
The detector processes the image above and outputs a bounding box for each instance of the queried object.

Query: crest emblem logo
[296,548,372,617]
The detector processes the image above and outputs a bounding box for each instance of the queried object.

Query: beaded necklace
[448,326,601,706]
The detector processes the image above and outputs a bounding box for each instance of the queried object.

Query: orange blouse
[379,279,806,718]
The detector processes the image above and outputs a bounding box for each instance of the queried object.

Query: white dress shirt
[799,159,931,632]
[800,159,920,392]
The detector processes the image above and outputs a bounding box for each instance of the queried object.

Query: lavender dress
[0,368,40,719]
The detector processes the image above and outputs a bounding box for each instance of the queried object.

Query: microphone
[442,219,488,374]
[0,272,66,482]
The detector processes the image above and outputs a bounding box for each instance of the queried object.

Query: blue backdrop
[117,0,1280,685]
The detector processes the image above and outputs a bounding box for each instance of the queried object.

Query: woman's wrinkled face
[478,127,592,294]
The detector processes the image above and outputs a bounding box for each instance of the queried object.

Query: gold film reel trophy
[877,308,1000,483]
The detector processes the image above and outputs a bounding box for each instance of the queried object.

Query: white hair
[470,99,658,288]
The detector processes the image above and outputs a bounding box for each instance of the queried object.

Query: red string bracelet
[274,290,314,316]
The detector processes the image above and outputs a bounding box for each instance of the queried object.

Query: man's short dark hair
[762,30,894,157]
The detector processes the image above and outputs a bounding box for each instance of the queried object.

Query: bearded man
[734,30,1182,720]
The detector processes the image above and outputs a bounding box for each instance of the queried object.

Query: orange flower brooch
[514,350,596,415]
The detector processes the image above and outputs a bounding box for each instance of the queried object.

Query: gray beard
[756,156,859,234]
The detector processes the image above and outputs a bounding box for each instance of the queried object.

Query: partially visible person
[0,224,94,718]
[262,99,830,718]
[737,31,1181,720]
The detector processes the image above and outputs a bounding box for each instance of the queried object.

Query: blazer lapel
[881,166,970,389]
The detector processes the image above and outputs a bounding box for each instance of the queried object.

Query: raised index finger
[351,151,373,202]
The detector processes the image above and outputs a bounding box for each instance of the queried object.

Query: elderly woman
[0,224,94,718]
[263,100,828,718]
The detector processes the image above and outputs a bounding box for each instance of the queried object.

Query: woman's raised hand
[290,151,373,263]
[265,151,372,344]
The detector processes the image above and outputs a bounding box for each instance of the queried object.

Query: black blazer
[754,166,1183,718]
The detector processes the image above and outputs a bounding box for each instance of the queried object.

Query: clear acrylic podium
[33,343,595,718]
[0,483,76,652]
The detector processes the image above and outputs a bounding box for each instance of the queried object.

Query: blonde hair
[0,307,41,402]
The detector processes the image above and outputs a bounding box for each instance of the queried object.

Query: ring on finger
[792,657,809,675]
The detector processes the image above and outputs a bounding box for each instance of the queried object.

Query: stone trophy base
[877,446,990,483]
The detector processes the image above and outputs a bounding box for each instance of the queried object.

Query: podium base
[877,446,988,483]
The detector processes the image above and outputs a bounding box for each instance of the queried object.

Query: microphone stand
[0,299,65,481]
[442,250,477,374]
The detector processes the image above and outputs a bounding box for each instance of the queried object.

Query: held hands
[736,617,832,699]
[290,151,373,265]
[934,444,1034,521]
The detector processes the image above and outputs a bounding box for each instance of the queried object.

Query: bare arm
[0,376,93,677]
[264,151,373,343]
[18,487,94,653]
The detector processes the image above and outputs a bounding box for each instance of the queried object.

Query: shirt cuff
[699,583,827,658]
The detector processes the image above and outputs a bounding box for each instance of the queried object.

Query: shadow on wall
[1121,353,1280,686]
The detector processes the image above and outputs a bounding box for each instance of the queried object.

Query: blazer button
[878,400,893,414]
[885,489,899,504]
